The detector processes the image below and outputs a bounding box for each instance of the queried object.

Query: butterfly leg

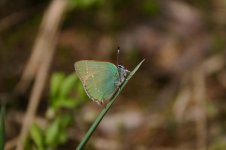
[115,80,121,87]
[96,101,104,106]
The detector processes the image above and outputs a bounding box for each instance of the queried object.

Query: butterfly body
[74,60,129,103]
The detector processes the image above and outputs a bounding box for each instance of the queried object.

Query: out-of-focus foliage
[142,0,160,17]
[66,0,161,28]
[27,73,87,149]
[45,115,72,147]
[48,72,86,117]
[30,124,45,150]
[70,0,103,9]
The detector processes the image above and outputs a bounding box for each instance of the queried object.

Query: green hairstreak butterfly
[74,50,130,104]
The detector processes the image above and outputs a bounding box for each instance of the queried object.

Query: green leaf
[59,114,73,128]
[58,131,68,144]
[46,107,56,119]
[30,124,45,149]
[53,98,77,109]
[50,73,65,99]
[45,116,71,146]
[142,0,160,17]
[70,0,102,8]
[59,74,78,98]
[45,119,60,146]
[76,59,145,150]
[0,105,5,150]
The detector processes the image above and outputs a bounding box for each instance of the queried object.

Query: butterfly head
[118,65,129,73]
[117,65,130,85]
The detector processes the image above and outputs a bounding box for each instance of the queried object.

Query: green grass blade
[0,105,6,150]
[76,59,145,150]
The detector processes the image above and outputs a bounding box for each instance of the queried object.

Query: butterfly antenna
[117,46,120,66]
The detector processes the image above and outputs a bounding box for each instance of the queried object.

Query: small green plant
[27,72,87,149]
[47,73,86,117]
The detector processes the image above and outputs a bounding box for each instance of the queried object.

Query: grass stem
[0,105,5,150]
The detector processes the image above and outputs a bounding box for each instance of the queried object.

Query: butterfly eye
[118,65,124,69]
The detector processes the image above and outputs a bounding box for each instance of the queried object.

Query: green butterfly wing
[74,60,119,102]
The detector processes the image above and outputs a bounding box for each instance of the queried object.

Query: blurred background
[1,0,226,149]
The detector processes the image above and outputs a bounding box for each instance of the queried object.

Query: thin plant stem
[0,105,5,150]
[76,59,145,150]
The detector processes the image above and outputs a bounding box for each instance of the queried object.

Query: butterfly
[74,58,130,105]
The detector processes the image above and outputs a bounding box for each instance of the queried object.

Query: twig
[5,137,18,150]
[15,0,68,95]
[16,42,56,150]
[16,0,69,150]
[193,68,207,150]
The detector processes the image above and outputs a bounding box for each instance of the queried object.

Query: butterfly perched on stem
[74,49,130,105]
